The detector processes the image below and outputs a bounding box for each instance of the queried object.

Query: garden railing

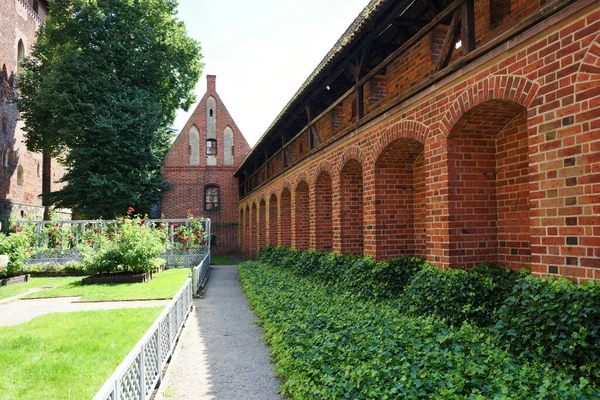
[192,253,211,297]
[93,276,193,400]
[15,218,212,268]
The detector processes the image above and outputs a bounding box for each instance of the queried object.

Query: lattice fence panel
[119,356,142,399]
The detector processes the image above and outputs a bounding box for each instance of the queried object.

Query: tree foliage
[18,0,203,218]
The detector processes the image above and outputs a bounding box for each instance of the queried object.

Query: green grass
[0,308,163,400]
[0,277,81,300]
[23,268,190,301]
[210,255,237,265]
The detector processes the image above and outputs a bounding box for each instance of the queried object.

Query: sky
[173,0,370,147]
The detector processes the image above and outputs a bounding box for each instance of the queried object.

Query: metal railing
[15,218,211,268]
[192,253,211,297]
[93,278,193,400]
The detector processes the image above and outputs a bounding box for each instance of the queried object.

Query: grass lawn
[0,277,80,300]
[210,255,237,265]
[0,308,163,400]
[22,268,190,301]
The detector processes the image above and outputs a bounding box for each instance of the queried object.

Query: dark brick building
[162,75,251,254]
[236,0,600,282]
[0,0,69,225]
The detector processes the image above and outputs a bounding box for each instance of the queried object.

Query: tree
[18,0,203,218]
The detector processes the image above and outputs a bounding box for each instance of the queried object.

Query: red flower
[196,232,201,238]
[186,209,191,214]
[140,219,146,225]
[182,237,189,243]
[93,228,99,234]
[128,207,135,213]
[116,231,121,235]
[108,234,114,239]
[55,240,61,246]
[87,239,92,245]
[185,246,190,250]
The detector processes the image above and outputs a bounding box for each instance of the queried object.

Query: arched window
[206,139,217,155]
[2,151,8,168]
[37,163,40,177]
[17,165,23,186]
[204,185,220,211]
[1,115,6,134]
[17,40,25,73]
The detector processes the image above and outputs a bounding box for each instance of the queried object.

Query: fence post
[139,346,146,400]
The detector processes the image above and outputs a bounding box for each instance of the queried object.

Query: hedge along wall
[239,3,600,282]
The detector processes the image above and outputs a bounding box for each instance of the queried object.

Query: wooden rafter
[434,8,462,73]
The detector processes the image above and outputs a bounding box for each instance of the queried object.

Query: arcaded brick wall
[314,171,333,252]
[294,181,310,251]
[162,75,251,254]
[240,2,600,282]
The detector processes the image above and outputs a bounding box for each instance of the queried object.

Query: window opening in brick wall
[2,151,8,168]
[17,165,23,186]
[210,109,213,117]
[32,0,39,13]
[206,139,217,155]
[204,185,220,211]
[1,115,6,134]
[37,163,40,177]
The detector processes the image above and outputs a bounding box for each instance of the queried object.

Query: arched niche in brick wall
[340,159,364,256]
[188,125,200,166]
[294,181,310,251]
[447,100,530,270]
[258,199,267,252]
[244,204,251,258]
[314,171,333,252]
[279,188,292,248]
[268,194,278,247]
[223,127,234,166]
[250,203,257,259]
[239,208,245,254]
[17,40,25,73]
[374,138,425,260]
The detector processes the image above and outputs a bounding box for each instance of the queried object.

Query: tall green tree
[18,0,202,218]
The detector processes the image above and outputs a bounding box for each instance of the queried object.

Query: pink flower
[128,207,135,213]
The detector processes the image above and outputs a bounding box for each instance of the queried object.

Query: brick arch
[371,120,429,164]
[268,192,279,246]
[575,33,600,90]
[441,75,540,138]
[294,179,310,250]
[250,202,258,259]
[314,167,333,252]
[278,181,292,199]
[312,160,338,186]
[279,186,292,247]
[337,146,366,174]
[293,172,310,190]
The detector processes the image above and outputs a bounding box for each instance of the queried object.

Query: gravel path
[155,265,281,400]
[0,296,170,326]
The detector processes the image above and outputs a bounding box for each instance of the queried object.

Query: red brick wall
[268,194,278,246]
[0,0,69,223]
[314,171,333,252]
[162,75,251,254]
[340,159,363,255]
[239,2,600,282]
[294,181,310,250]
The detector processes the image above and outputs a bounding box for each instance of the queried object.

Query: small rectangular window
[205,186,220,211]
[206,139,217,155]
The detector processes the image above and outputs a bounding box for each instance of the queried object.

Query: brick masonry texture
[239,1,600,283]
[162,76,251,254]
[0,0,69,225]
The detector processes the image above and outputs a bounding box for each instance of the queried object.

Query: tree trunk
[42,151,51,220]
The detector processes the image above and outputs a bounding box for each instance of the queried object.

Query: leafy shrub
[400,263,521,327]
[20,261,86,275]
[240,261,598,399]
[493,276,600,380]
[0,228,35,277]
[79,215,165,275]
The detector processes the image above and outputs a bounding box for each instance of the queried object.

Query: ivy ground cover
[0,308,162,400]
[240,260,599,399]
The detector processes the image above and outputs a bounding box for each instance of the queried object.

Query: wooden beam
[434,9,462,73]
[461,0,476,53]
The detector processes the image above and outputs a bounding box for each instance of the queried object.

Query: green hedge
[493,276,600,379]
[240,261,598,398]
[257,246,600,382]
